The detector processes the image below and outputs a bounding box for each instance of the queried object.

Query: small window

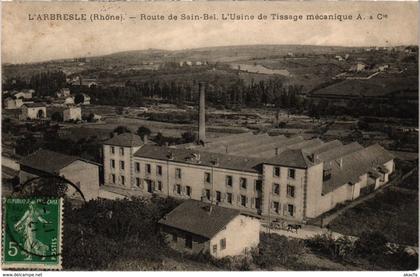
[216,191,221,202]
[135,177,140,187]
[227,193,232,204]
[175,168,182,179]
[288,204,295,217]
[186,186,191,197]
[255,180,262,191]
[185,234,193,249]
[135,162,140,172]
[111,146,115,154]
[172,234,177,242]
[226,175,233,187]
[205,189,211,200]
[287,185,295,198]
[204,172,211,183]
[119,147,124,156]
[241,195,247,207]
[220,238,226,250]
[213,244,217,253]
[146,164,151,174]
[120,161,125,170]
[288,169,296,179]
[240,178,247,189]
[111,174,116,184]
[273,201,280,213]
[255,198,261,210]
[273,183,280,195]
[110,159,115,169]
[274,167,281,177]
[176,184,181,194]
[121,175,125,185]
[157,181,163,191]
[157,165,162,176]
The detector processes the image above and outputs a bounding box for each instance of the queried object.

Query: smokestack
[198,82,206,143]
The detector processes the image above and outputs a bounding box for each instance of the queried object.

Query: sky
[2,1,418,64]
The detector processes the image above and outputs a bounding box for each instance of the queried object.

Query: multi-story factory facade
[103,132,394,222]
[103,84,395,222]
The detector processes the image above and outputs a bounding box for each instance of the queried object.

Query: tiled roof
[322,144,394,194]
[318,142,364,163]
[302,140,343,155]
[158,200,240,239]
[22,103,45,108]
[134,145,262,173]
[265,149,314,168]
[104,133,143,147]
[19,149,80,174]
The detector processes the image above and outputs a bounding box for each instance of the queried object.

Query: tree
[137,126,151,140]
[181,131,197,143]
[74,94,85,105]
[112,126,131,136]
[51,111,63,122]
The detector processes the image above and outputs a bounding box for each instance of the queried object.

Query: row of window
[110,146,125,156]
[273,167,296,179]
[203,189,262,209]
[132,163,262,190]
[110,159,125,170]
[272,183,296,198]
[110,174,125,185]
[272,202,295,217]
[213,238,227,253]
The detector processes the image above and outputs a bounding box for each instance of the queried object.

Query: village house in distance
[102,84,395,223]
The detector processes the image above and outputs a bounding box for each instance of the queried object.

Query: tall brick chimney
[198,82,206,144]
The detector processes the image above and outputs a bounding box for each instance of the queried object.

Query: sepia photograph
[1,0,419,273]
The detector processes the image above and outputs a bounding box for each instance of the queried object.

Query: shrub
[253,233,304,269]
[305,233,355,260]
[354,231,388,257]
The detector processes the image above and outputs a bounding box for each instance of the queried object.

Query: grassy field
[328,188,419,246]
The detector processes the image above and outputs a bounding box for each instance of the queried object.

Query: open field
[328,188,419,246]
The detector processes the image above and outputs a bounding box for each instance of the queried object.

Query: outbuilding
[159,200,260,258]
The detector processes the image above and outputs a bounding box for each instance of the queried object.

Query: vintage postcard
[1,0,418,273]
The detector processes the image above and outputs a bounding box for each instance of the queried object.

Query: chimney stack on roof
[198,82,206,144]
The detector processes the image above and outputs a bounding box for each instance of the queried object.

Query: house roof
[19,149,97,174]
[322,144,394,194]
[265,149,314,168]
[104,133,144,147]
[22,102,45,108]
[134,144,262,173]
[318,142,364,163]
[158,200,240,239]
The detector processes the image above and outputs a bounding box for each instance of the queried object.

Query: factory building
[102,85,395,222]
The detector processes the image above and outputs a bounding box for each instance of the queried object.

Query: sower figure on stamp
[14,201,50,260]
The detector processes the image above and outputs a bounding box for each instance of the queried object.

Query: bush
[354,231,388,257]
[305,233,354,260]
[62,196,182,270]
[253,233,304,269]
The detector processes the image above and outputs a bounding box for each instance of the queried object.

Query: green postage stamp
[2,197,63,270]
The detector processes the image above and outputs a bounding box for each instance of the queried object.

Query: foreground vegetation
[328,188,419,246]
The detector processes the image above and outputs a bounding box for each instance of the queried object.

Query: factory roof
[265,149,314,169]
[322,144,394,194]
[134,144,263,173]
[104,133,144,147]
[158,200,240,239]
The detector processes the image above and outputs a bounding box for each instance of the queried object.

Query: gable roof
[19,149,97,174]
[322,144,395,194]
[104,133,143,147]
[22,102,45,108]
[318,142,364,163]
[134,145,262,173]
[265,149,314,168]
[158,200,240,239]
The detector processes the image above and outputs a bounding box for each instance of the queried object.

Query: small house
[63,106,82,122]
[159,200,260,258]
[56,88,71,98]
[19,149,100,200]
[3,97,23,109]
[19,103,47,120]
